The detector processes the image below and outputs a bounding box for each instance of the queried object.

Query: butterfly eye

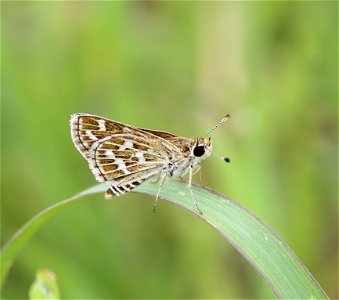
[193,145,205,157]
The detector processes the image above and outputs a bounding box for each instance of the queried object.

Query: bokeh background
[2,2,338,299]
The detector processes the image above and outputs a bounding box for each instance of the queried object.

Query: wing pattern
[70,113,188,197]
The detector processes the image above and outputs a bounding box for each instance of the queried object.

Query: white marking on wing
[98,119,106,131]
[124,140,134,148]
[86,130,99,141]
[136,152,145,163]
[115,158,131,174]
[119,140,134,151]
[106,150,116,157]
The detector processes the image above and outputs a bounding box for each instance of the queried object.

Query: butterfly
[70,113,230,214]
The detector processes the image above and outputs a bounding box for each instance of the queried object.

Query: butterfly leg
[153,173,167,213]
[150,175,161,184]
[188,166,202,215]
[198,170,203,185]
[198,169,205,187]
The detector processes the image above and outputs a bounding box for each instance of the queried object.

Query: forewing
[71,113,135,159]
[71,114,185,159]
[141,128,192,157]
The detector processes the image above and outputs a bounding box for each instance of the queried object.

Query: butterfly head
[191,137,213,159]
[190,114,232,163]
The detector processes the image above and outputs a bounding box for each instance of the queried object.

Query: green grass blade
[1,181,328,299]
[137,180,328,299]
[0,184,103,287]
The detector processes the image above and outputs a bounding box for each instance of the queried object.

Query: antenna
[205,114,230,137]
[206,114,231,164]
[212,152,231,164]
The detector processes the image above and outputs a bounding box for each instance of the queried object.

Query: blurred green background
[2,2,337,299]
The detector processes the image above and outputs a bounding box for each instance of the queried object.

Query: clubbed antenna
[205,114,230,137]
[212,152,231,164]
[206,114,231,164]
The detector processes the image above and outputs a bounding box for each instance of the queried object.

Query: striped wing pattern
[70,113,186,198]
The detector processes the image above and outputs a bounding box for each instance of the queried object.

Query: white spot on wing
[98,119,106,131]
[86,130,98,141]
[115,158,131,174]
[136,152,145,162]
[119,140,134,151]
[125,140,134,148]
[104,150,116,158]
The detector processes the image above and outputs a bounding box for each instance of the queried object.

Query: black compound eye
[193,145,205,157]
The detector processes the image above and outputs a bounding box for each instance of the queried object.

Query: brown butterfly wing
[70,114,186,196]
